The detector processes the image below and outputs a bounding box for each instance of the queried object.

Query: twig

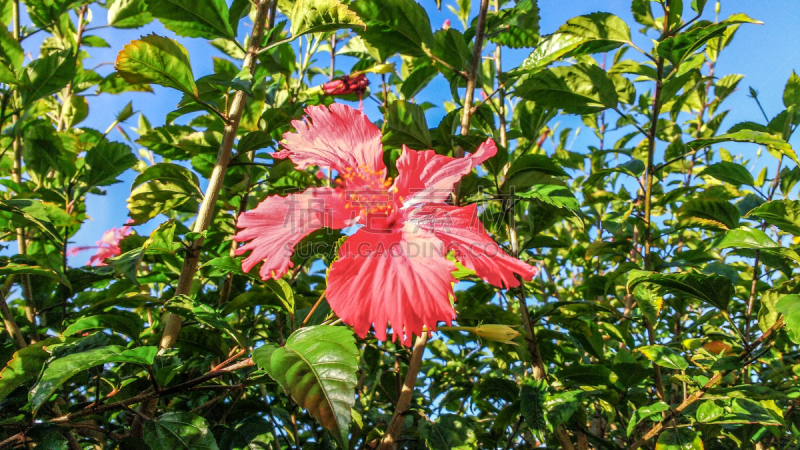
[301,292,326,326]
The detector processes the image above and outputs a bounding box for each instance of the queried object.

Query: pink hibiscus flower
[68,221,133,266]
[234,104,537,345]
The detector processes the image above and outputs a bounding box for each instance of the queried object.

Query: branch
[453,0,491,205]
[377,331,427,450]
[629,318,786,449]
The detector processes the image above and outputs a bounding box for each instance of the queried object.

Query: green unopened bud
[715,1,721,15]
[439,325,521,345]
[475,324,521,344]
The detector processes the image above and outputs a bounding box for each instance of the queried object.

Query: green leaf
[516,63,618,114]
[419,415,472,450]
[0,199,66,249]
[557,12,631,51]
[638,345,689,370]
[253,326,359,447]
[555,364,618,387]
[715,226,800,263]
[678,198,740,231]
[627,401,670,436]
[776,294,800,342]
[586,158,645,185]
[0,337,63,403]
[127,163,202,224]
[132,163,203,197]
[62,313,143,340]
[688,130,799,166]
[516,184,580,211]
[383,100,432,150]
[264,278,295,315]
[81,142,137,188]
[699,161,754,187]
[784,70,800,110]
[544,390,585,430]
[515,33,587,74]
[628,270,734,311]
[25,0,75,28]
[0,262,69,287]
[0,27,22,85]
[20,49,77,105]
[486,0,539,49]
[144,412,219,450]
[108,0,153,28]
[657,14,760,66]
[520,380,547,438]
[696,400,724,423]
[145,0,234,40]
[289,0,365,36]
[30,346,157,414]
[504,154,569,189]
[747,200,800,237]
[350,0,434,58]
[116,34,198,99]
[165,295,246,347]
[655,428,703,450]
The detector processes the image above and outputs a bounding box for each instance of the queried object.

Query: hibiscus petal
[392,139,497,205]
[234,187,352,280]
[276,104,385,174]
[412,203,538,288]
[327,223,457,346]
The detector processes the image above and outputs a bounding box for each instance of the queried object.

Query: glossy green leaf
[688,130,799,166]
[350,0,434,58]
[520,380,547,438]
[0,27,22,85]
[253,326,359,447]
[628,270,734,311]
[108,0,153,28]
[696,400,724,423]
[657,14,760,66]
[516,63,618,114]
[544,390,585,430]
[20,49,76,105]
[747,200,800,236]
[486,0,540,49]
[0,337,63,403]
[627,401,670,436]
[678,198,740,230]
[0,199,66,249]
[81,142,137,188]
[62,313,143,340]
[715,226,800,263]
[165,295,246,347]
[776,294,800,341]
[383,100,432,150]
[289,0,365,36]
[419,414,472,450]
[116,34,198,99]
[516,184,580,211]
[655,427,703,449]
[144,412,219,450]
[132,163,203,197]
[145,0,234,40]
[699,161,754,187]
[30,346,157,414]
[638,345,689,370]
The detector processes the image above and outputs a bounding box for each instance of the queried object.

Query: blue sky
[16,0,797,265]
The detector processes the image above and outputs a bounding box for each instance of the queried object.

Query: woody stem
[377,331,428,450]
[453,0,490,205]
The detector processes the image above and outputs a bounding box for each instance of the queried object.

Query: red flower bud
[322,73,369,96]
